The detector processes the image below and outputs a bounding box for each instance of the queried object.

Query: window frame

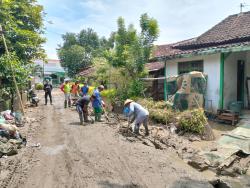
[178,60,204,74]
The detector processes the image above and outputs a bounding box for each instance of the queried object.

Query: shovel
[88,115,95,124]
[102,106,110,122]
[127,117,130,129]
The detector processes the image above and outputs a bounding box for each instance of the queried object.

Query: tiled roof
[152,38,196,58]
[145,62,164,72]
[153,41,250,59]
[179,11,250,48]
[152,11,250,59]
[78,67,95,77]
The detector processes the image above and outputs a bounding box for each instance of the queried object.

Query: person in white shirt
[124,99,149,136]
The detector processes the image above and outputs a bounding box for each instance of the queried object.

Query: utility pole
[240,3,250,13]
[240,3,244,13]
[0,25,25,114]
[43,59,45,83]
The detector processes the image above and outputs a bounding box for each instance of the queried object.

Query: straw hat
[98,85,105,89]
[124,99,133,106]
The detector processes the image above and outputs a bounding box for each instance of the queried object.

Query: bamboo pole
[164,60,167,101]
[140,77,166,81]
[0,25,25,114]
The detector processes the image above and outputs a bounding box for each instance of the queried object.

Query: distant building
[34,59,65,85]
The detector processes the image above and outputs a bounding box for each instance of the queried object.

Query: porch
[222,50,250,112]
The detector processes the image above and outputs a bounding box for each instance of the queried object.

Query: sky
[38,0,250,59]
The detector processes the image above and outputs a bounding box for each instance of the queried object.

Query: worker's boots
[133,124,140,135]
[64,100,67,108]
[83,114,89,122]
[95,113,102,122]
[145,126,149,136]
[68,99,71,107]
[79,112,84,125]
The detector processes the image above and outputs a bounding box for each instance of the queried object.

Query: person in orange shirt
[71,81,80,105]
[71,81,80,97]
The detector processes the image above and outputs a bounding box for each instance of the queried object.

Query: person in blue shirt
[81,82,89,96]
[91,85,105,122]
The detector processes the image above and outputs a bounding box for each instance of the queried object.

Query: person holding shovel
[76,95,92,125]
[124,99,149,136]
[91,85,105,122]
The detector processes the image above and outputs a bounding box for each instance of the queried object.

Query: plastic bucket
[229,101,243,114]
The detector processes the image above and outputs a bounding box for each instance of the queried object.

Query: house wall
[203,54,221,112]
[166,54,221,112]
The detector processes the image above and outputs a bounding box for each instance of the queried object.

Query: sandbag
[169,71,207,111]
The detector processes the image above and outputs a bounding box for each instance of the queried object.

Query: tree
[140,13,159,61]
[0,0,46,62]
[0,0,45,111]
[108,14,159,77]
[60,33,78,48]
[58,28,113,77]
[58,45,91,77]
[0,53,32,98]
[78,28,100,54]
[32,64,43,76]
[105,13,159,99]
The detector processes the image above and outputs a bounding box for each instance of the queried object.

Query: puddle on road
[41,144,65,156]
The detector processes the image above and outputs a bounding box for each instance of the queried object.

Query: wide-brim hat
[99,85,105,89]
[124,99,133,106]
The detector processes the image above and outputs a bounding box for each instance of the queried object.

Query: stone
[188,135,201,142]
[187,155,209,171]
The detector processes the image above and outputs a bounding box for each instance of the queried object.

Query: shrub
[178,108,207,134]
[35,83,43,90]
[101,89,117,100]
[137,98,208,134]
[150,109,175,124]
[137,98,175,124]
[127,79,145,99]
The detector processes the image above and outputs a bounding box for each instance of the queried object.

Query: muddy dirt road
[0,90,215,188]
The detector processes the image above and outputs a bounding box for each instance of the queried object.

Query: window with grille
[178,60,203,74]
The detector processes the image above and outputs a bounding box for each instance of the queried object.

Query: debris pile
[184,123,250,177]
[0,110,41,158]
[0,123,25,158]
[138,98,213,138]
[113,110,249,178]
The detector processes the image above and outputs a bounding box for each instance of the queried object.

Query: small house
[34,59,65,85]
[150,11,250,113]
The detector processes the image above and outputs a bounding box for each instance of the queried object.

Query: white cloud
[80,0,108,12]
[38,0,246,59]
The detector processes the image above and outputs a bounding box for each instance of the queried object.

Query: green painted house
[151,11,250,113]
[34,59,65,86]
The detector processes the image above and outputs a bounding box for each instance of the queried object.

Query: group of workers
[60,79,105,123]
[44,79,150,136]
[60,79,89,108]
